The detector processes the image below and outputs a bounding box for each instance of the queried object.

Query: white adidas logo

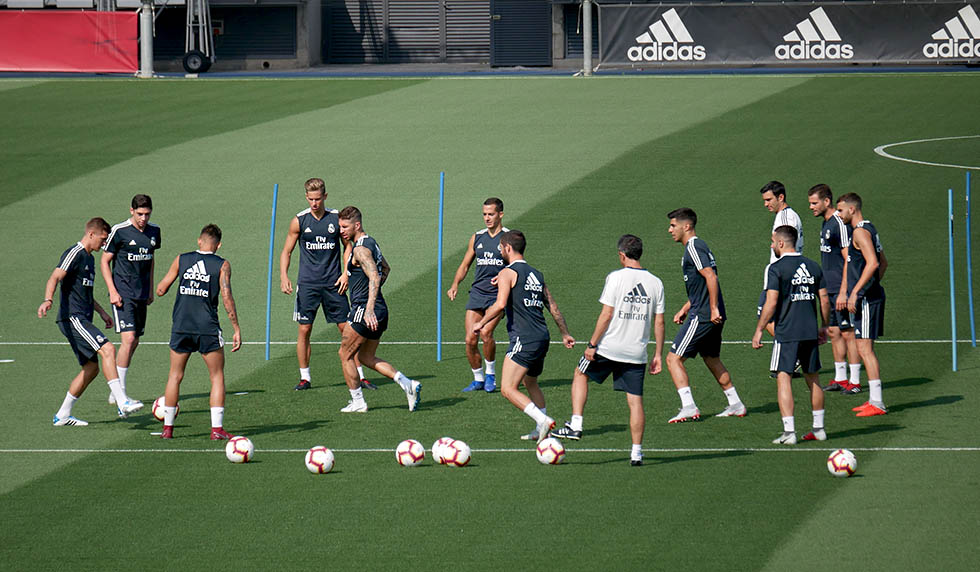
[523,272,543,292]
[792,263,815,286]
[628,8,706,62]
[304,227,312,233]
[129,239,137,246]
[182,260,210,281]
[775,7,853,60]
[923,6,980,59]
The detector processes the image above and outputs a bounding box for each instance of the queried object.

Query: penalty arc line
[874,135,980,170]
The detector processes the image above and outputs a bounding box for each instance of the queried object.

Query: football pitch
[1,73,979,570]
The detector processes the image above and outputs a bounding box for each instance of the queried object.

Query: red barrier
[0,11,137,73]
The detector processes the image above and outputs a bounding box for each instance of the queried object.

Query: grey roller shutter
[388,0,441,62]
[324,0,385,63]
[446,0,490,62]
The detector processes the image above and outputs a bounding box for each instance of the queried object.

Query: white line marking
[874,135,980,170]
[0,339,976,346]
[233,392,249,396]
[0,447,977,454]
[0,359,14,363]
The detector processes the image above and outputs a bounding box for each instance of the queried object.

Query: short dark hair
[305,178,325,195]
[837,192,862,211]
[338,206,362,224]
[617,234,643,261]
[131,194,152,210]
[200,224,222,244]
[86,217,110,234]
[774,225,798,246]
[483,197,503,213]
[667,207,697,228]
[760,180,786,201]
[807,184,832,203]
[500,229,526,255]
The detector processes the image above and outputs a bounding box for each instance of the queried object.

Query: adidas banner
[599,2,980,67]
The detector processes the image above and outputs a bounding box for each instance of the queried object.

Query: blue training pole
[265,183,279,361]
[967,171,976,347]
[437,172,445,361]
[949,188,957,371]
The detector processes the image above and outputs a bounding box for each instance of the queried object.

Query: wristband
[43,298,53,303]
[587,343,597,349]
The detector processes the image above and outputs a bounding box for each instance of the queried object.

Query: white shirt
[770,206,804,263]
[596,267,666,364]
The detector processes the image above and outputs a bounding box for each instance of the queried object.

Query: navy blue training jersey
[471,227,508,295]
[765,253,826,342]
[346,235,388,311]
[846,220,884,301]
[505,260,550,343]
[681,237,726,321]
[104,220,161,300]
[171,251,224,335]
[819,213,849,295]
[56,243,96,322]
[296,208,342,287]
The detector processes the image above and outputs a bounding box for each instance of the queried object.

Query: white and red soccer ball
[305,446,335,474]
[395,439,426,467]
[431,436,455,464]
[440,439,471,467]
[225,436,254,463]
[536,437,566,465]
[151,396,179,422]
[827,448,857,477]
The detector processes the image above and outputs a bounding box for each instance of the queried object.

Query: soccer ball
[441,439,471,467]
[151,396,179,422]
[395,439,425,467]
[305,446,335,474]
[536,437,566,465]
[431,436,454,464]
[827,448,857,477]
[225,436,254,464]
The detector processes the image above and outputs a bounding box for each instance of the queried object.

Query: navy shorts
[506,337,549,377]
[577,353,645,396]
[294,284,350,325]
[59,317,110,366]
[348,304,388,340]
[465,290,497,312]
[112,298,148,336]
[670,315,723,359]
[852,297,885,340]
[170,331,224,354]
[828,304,853,330]
[770,339,821,374]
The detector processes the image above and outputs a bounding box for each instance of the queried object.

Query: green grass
[1,74,979,571]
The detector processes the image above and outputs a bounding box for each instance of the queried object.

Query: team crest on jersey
[825,230,831,239]
[97,335,105,343]
[328,223,336,234]
[150,238,157,247]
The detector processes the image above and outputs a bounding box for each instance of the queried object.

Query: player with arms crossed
[550,234,665,466]
[280,178,370,391]
[753,226,831,445]
[101,194,161,405]
[664,208,746,422]
[837,192,889,417]
[447,197,508,392]
[335,206,420,413]
[39,217,144,426]
[155,224,242,440]
[806,184,862,393]
[473,230,575,443]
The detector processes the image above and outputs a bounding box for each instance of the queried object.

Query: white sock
[349,387,365,403]
[162,406,177,426]
[210,407,224,428]
[570,414,584,432]
[782,416,795,433]
[393,371,411,390]
[472,368,486,382]
[849,363,861,384]
[357,366,365,379]
[631,444,643,459]
[723,386,741,406]
[485,360,496,375]
[56,392,78,419]
[678,387,695,408]
[869,379,883,403]
[299,367,311,381]
[523,402,548,424]
[812,409,825,430]
[107,379,127,404]
[117,366,128,391]
[834,362,846,380]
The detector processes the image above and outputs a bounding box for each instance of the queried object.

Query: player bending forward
[155,224,242,440]
[473,230,575,443]
[550,234,665,466]
[336,206,420,413]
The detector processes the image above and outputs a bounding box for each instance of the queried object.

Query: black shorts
[59,317,110,366]
[827,304,853,330]
[852,297,885,340]
[577,353,645,396]
[294,284,350,325]
[506,337,549,377]
[170,331,224,354]
[670,315,723,359]
[348,304,388,340]
[770,339,821,374]
[465,290,497,312]
[112,298,148,336]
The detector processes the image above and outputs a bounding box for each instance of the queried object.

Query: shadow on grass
[831,423,903,439]
[888,394,962,413]
[573,450,752,466]
[234,419,331,437]
[747,402,780,415]
[589,423,628,436]
[885,377,933,390]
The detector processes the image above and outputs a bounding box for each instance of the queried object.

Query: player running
[664,208,746,423]
[447,198,508,393]
[473,230,575,443]
[335,206,420,413]
[836,193,889,417]
[39,217,143,427]
[100,194,161,405]
[753,226,831,445]
[155,224,242,440]
[806,184,862,393]
[550,234,665,466]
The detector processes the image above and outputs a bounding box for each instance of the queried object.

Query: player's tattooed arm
[544,285,575,348]
[378,255,391,286]
[354,245,381,318]
[155,256,181,297]
[220,260,242,352]
[475,268,514,333]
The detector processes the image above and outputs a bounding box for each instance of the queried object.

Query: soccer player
[664,208,745,423]
[752,226,831,445]
[38,217,143,427]
[473,230,575,443]
[447,198,508,392]
[806,184,861,393]
[335,206,420,413]
[550,235,665,466]
[836,193,889,417]
[155,224,242,440]
[100,194,161,405]
[280,178,370,391]
[758,181,804,334]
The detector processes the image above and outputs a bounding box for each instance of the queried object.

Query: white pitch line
[874,135,980,170]
[0,447,977,454]
[0,339,976,346]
